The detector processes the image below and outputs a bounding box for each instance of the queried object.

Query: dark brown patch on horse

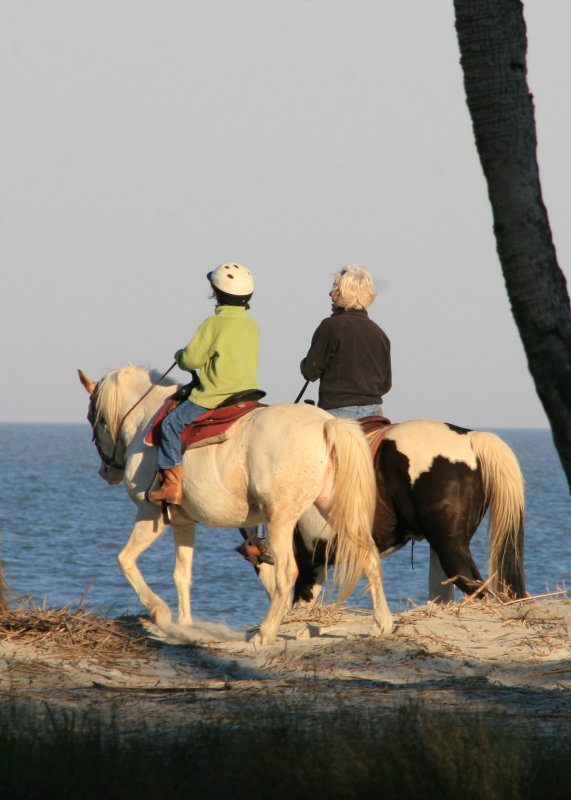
[292,532,328,604]
[292,434,491,602]
[444,422,472,435]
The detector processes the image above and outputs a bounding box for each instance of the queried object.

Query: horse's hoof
[150,605,172,630]
[249,631,275,648]
[370,617,393,637]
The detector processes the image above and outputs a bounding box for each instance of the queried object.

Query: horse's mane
[96,364,178,442]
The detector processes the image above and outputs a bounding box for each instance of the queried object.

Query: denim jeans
[158,400,208,469]
[325,404,382,420]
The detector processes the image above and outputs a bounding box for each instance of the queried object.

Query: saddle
[145,388,267,451]
[358,415,395,461]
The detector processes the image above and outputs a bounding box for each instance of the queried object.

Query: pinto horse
[282,419,526,607]
[78,365,392,645]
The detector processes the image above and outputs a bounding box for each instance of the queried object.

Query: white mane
[96,364,179,443]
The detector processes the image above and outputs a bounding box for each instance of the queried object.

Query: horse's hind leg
[256,562,277,600]
[430,540,484,597]
[429,547,455,603]
[171,518,196,626]
[363,551,393,635]
[117,508,172,627]
[414,462,486,597]
[252,519,299,647]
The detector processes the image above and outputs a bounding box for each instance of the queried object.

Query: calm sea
[0,424,569,630]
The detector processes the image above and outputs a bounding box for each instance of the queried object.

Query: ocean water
[0,424,569,630]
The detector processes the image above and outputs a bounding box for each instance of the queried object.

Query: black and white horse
[257,420,525,607]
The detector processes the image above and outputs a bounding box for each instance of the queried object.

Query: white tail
[323,417,377,602]
[469,431,526,597]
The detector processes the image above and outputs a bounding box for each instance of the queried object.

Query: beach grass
[1,701,568,800]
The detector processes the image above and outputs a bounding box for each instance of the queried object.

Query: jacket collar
[215,305,247,316]
[332,307,369,317]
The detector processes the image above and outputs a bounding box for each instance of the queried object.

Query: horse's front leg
[117,508,171,628]
[252,520,298,647]
[256,562,276,600]
[292,522,328,608]
[171,518,196,626]
[293,562,326,608]
[363,551,393,635]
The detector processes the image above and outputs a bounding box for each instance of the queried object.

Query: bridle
[88,361,178,472]
[87,389,126,472]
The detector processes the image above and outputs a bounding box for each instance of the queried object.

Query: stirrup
[146,471,163,507]
[235,538,274,566]
[146,472,182,506]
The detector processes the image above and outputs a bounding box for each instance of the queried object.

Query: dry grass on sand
[0,592,569,735]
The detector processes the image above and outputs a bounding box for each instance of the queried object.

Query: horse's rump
[293,418,526,604]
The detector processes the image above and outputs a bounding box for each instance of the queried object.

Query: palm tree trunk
[453,0,571,490]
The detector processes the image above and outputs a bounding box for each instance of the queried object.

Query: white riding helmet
[207,263,254,296]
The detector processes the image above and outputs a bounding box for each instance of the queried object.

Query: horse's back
[243,403,332,449]
[382,420,477,485]
[250,402,331,427]
[239,403,333,478]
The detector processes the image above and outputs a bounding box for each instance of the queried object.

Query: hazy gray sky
[2,1,569,427]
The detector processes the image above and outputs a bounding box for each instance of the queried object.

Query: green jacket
[176,305,260,409]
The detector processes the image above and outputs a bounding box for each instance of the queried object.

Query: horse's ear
[78,369,97,395]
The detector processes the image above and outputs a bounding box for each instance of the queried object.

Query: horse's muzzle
[99,464,124,485]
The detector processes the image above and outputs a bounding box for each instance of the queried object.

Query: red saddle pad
[145,399,265,449]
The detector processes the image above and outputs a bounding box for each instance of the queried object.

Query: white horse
[78,365,393,645]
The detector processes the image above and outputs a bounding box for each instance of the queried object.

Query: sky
[1,0,569,427]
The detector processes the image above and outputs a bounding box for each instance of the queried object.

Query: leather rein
[89,361,182,471]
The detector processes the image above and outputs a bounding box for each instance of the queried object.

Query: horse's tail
[469,431,526,598]
[322,417,377,603]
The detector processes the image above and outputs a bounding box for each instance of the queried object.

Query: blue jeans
[158,400,208,469]
[325,404,382,420]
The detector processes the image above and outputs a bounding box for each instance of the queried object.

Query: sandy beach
[1,593,569,737]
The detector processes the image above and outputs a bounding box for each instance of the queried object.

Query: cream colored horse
[78,365,392,645]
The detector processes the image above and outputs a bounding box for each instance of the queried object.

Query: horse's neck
[120,379,178,443]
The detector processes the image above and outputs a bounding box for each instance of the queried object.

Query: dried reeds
[0,602,153,662]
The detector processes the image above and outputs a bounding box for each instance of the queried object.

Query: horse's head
[78,369,125,485]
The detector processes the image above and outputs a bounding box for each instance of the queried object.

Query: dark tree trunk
[453,0,571,491]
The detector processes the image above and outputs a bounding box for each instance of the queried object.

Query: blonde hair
[332,265,376,310]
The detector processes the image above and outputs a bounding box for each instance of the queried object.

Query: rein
[91,361,179,470]
[294,379,309,404]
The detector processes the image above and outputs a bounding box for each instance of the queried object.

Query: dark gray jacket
[300,308,392,410]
